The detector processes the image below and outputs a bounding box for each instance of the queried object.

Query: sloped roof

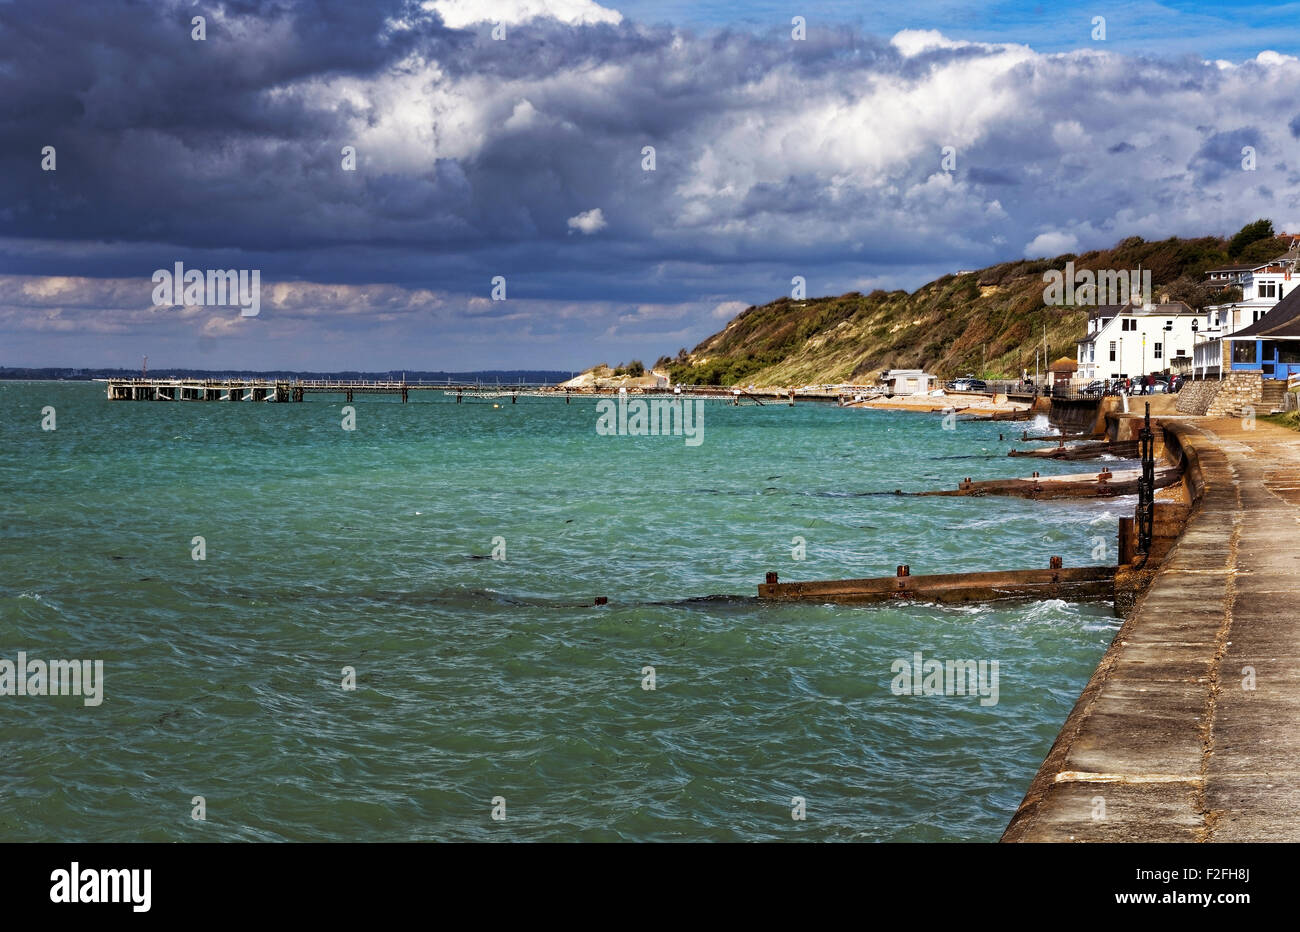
[1087,301,1196,320]
[1226,285,1300,338]
[1049,356,1078,371]
[1274,240,1300,265]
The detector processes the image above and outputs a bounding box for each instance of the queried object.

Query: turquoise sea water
[1,382,1125,841]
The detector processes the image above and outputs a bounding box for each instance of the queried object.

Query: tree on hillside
[1163,274,1213,311]
[1236,236,1288,265]
[1228,219,1274,257]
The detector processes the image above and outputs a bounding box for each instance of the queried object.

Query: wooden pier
[99,378,845,405]
[101,378,564,403]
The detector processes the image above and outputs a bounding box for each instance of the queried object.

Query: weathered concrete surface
[1003,418,1300,842]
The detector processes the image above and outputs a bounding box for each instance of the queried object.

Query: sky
[4,0,1300,371]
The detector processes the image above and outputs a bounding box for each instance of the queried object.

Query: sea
[0,381,1127,841]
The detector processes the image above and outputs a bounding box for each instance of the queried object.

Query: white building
[1075,301,1200,382]
[1192,244,1300,376]
[879,369,937,395]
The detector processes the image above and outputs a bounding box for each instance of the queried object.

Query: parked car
[1135,378,1169,394]
[1080,380,1106,397]
[950,377,988,392]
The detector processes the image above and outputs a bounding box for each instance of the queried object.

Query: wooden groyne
[909,465,1179,499]
[758,562,1116,606]
[762,405,1181,611]
[1007,439,1139,460]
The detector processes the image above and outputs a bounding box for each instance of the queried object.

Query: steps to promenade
[1260,379,1287,413]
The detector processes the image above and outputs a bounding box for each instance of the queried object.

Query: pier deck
[99,378,847,404]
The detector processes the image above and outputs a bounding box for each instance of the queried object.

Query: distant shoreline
[0,368,573,383]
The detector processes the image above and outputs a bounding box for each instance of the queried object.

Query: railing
[943,379,1042,396]
[102,377,562,388]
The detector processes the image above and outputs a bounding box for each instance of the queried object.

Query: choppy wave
[0,382,1118,842]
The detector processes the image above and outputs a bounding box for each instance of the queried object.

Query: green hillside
[655,222,1285,387]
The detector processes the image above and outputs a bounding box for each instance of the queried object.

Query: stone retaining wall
[1204,371,1262,417]
[1175,378,1222,415]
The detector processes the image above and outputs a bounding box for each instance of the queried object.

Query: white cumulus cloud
[1024,231,1081,257]
[567,208,607,234]
[423,0,622,28]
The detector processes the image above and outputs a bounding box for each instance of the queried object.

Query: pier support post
[401,388,408,403]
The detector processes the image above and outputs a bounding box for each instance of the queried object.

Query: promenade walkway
[1004,418,1300,841]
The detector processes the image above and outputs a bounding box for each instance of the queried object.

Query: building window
[1260,283,1276,298]
[1233,342,1256,364]
[1255,309,1265,322]
[1154,343,1163,359]
[1109,341,1117,362]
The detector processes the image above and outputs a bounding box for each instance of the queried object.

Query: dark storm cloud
[966,167,1019,186]
[4,1,1300,369]
[1188,128,1259,184]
